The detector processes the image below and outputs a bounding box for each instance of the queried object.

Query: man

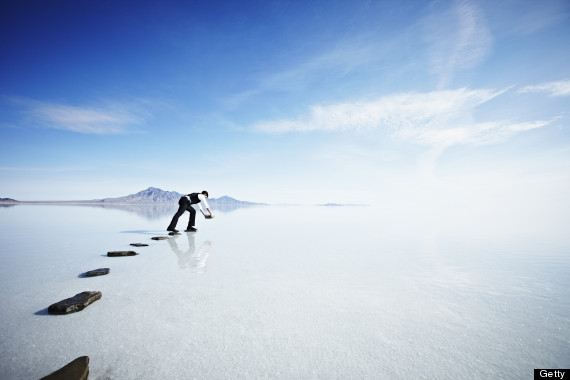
[167,191,214,232]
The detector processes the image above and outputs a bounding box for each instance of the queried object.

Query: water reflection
[1,203,266,220]
[167,233,213,273]
[90,203,176,220]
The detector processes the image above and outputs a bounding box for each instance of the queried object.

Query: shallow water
[0,204,568,379]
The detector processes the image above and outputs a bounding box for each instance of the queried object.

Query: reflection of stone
[48,292,102,315]
[84,268,110,277]
[40,356,89,380]
[107,251,137,256]
[168,234,213,273]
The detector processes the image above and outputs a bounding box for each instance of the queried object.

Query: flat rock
[84,268,110,277]
[107,250,137,257]
[151,236,169,240]
[130,243,148,247]
[40,356,89,380]
[168,231,181,236]
[48,291,102,315]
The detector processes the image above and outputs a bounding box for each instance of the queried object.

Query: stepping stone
[84,268,110,277]
[130,243,148,247]
[107,251,137,257]
[151,236,169,240]
[40,356,89,380]
[168,231,181,236]
[48,291,102,315]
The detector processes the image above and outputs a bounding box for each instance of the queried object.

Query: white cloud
[413,119,550,178]
[253,87,504,138]
[518,79,570,97]
[422,0,493,88]
[252,87,553,179]
[258,41,376,91]
[223,36,389,109]
[8,97,148,134]
[252,87,551,149]
[413,120,550,147]
[495,0,570,36]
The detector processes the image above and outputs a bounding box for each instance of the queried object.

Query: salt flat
[0,203,568,379]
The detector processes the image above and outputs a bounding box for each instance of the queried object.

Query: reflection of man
[168,234,213,273]
[167,191,214,232]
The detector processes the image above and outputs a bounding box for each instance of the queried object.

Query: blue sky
[1,0,569,207]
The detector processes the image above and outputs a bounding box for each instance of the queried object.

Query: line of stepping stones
[40,232,181,379]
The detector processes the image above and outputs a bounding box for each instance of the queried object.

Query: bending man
[167,191,214,232]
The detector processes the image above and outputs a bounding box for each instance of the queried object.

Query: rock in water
[107,251,137,257]
[40,356,89,380]
[84,268,110,277]
[130,243,148,247]
[48,292,102,315]
[151,236,169,240]
[168,231,181,236]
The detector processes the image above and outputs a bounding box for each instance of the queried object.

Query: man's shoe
[185,227,198,232]
[167,228,179,233]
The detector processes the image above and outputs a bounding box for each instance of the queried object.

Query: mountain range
[0,187,266,206]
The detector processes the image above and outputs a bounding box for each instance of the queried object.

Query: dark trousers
[168,197,196,230]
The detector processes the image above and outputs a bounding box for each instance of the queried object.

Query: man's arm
[199,195,214,218]
[200,207,214,218]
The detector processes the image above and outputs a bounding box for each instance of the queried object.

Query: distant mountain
[317,203,369,207]
[209,195,265,206]
[0,198,19,203]
[0,188,266,206]
[96,187,183,204]
[92,187,266,206]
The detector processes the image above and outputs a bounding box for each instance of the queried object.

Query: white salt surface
[0,204,569,379]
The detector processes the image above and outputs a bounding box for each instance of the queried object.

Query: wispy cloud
[0,165,92,173]
[498,0,570,36]
[223,37,387,109]
[413,119,550,147]
[414,118,551,176]
[253,87,503,137]
[258,41,376,92]
[422,0,492,88]
[518,79,570,97]
[252,87,552,178]
[252,87,550,148]
[6,97,149,134]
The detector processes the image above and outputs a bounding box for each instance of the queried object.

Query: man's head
[201,190,209,198]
